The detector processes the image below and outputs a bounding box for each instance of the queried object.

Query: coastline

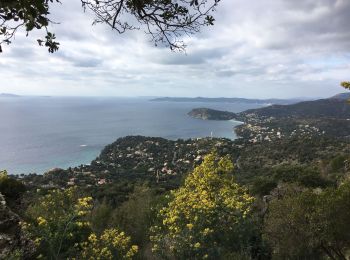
[8,133,241,175]
[229,119,245,125]
[231,120,245,140]
[2,98,259,175]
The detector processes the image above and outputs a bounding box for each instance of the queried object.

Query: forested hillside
[240,98,350,119]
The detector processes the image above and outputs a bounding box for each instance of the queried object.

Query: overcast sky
[1,0,349,98]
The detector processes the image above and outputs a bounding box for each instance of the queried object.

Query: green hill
[240,98,350,119]
[188,108,237,120]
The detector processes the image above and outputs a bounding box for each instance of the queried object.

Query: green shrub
[0,170,26,201]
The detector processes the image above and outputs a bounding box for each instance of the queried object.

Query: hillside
[329,92,350,100]
[187,95,350,141]
[188,98,350,121]
[240,98,350,119]
[188,95,350,122]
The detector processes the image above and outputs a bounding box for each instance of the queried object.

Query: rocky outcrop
[0,193,35,259]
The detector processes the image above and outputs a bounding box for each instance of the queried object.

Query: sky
[0,0,349,98]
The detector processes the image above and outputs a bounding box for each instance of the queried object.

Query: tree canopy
[0,0,221,53]
[341,81,350,91]
[264,182,350,259]
[0,0,60,53]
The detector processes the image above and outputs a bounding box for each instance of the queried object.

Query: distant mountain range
[151,97,304,105]
[241,98,350,119]
[188,93,350,121]
[0,93,20,97]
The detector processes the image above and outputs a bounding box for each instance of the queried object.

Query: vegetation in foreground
[2,143,350,259]
[2,90,350,259]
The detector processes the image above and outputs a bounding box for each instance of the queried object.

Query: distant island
[0,93,20,97]
[151,96,303,105]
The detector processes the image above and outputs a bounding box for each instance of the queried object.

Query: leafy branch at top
[341,81,350,90]
[0,0,60,53]
[81,0,221,52]
[0,0,221,53]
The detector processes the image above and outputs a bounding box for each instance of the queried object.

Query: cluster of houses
[290,124,325,137]
[17,136,237,189]
[237,116,325,144]
[93,138,212,179]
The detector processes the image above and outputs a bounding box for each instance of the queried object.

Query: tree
[314,182,350,260]
[341,81,350,90]
[341,81,350,103]
[110,184,156,246]
[0,170,26,202]
[89,198,114,235]
[150,152,255,259]
[0,0,221,53]
[330,154,347,172]
[263,182,350,259]
[263,187,322,259]
[0,0,60,53]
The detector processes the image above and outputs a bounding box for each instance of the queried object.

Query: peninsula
[188,108,237,120]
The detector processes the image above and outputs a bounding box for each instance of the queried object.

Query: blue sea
[0,97,263,174]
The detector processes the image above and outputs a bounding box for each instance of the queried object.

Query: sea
[0,96,264,174]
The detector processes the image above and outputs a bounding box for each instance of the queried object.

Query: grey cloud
[0,0,349,98]
[54,50,103,68]
[283,0,337,11]
[215,70,236,77]
[154,47,230,65]
[8,46,36,59]
[74,59,101,68]
[263,0,350,52]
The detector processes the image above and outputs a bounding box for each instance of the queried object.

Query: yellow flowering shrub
[150,152,254,259]
[341,81,350,89]
[24,187,93,259]
[78,228,138,259]
[24,187,139,259]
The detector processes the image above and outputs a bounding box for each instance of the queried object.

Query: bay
[0,97,263,174]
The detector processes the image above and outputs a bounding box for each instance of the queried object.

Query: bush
[330,155,346,172]
[263,182,350,259]
[24,187,139,259]
[0,170,26,201]
[251,177,277,196]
